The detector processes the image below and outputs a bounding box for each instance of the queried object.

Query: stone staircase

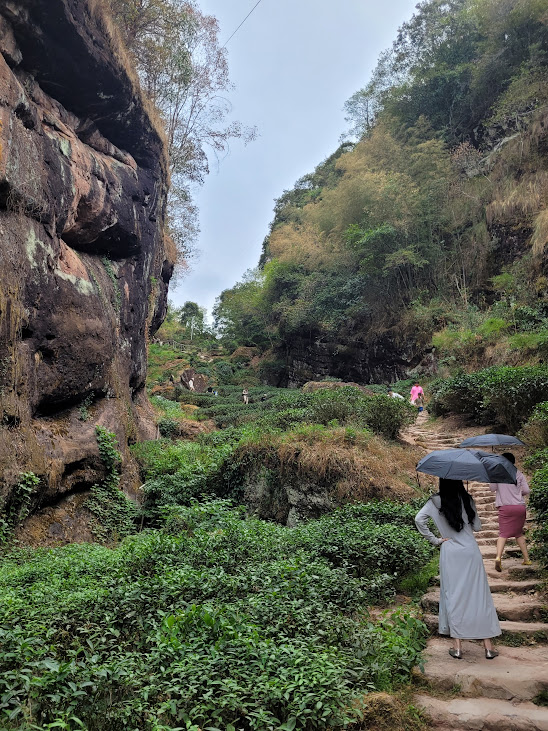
[404,412,548,730]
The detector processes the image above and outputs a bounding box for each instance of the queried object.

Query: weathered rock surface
[0,0,172,541]
[243,468,335,527]
[284,330,436,388]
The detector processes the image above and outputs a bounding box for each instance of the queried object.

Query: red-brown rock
[0,1,172,537]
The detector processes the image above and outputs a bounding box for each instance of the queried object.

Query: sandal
[523,560,532,565]
[495,557,502,572]
[449,648,462,659]
[485,649,499,659]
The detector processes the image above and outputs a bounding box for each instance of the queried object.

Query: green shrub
[429,366,548,430]
[84,427,139,542]
[358,394,415,439]
[305,388,414,438]
[528,461,548,568]
[508,330,548,355]
[158,416,180,438]
[0,471,40,543]
[478,317,509,338]
[0,500,430,730]
[520,401,548,452]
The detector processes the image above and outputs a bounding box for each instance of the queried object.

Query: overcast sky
[170,0,419,317]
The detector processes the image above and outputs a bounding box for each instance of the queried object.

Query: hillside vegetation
[214,0,548,382]
[0,364,437,729]
[0,300,440,731]
[3,1,548,729]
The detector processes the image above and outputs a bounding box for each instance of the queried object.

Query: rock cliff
[0,0,173,542]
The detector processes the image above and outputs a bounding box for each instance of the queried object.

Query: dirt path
[403,412,548,730]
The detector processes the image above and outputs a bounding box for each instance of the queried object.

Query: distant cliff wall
[0,0,173,542]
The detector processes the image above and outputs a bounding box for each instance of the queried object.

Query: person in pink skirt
[489,452,531,572]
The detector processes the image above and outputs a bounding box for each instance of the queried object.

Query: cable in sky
[223,0,265,47]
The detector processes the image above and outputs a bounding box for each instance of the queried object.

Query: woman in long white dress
[415,479,501,659]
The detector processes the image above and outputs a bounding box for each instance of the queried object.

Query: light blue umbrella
[416,449,517,484]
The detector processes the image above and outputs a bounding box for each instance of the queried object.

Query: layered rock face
[0,0,172,541]
[285,331,434,388]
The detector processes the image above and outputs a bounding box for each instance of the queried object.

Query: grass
[397,556,439,598]
[229,428,429,505]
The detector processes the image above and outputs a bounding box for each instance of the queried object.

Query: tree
[108,0,256,268]
[179,300,206,339]
[213,269,276,349]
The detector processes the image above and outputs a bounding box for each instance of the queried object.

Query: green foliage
[132,439,228,480]
[191,386,414,440]
[429,366,548,430]
[77,394,94,422]
[210,0,548,382]
[528,460,548,568]
[147,343,185,386]
[101,256,121,312]
[157,417,179,438]
[0,499,430,730]
[305,388,415,439]
[0,472,40,543]
[521,401,548,452]
[84,427,139,542]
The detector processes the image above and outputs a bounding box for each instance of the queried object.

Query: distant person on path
[387,388,405,400]
[410,382,425,412]
[242,387,249,405]
[415,479,500,660]
[188,378,195,392]
[490,452,531,572]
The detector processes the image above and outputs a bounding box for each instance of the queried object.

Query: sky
[170,0,419,318]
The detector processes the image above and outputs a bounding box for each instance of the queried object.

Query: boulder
[180,368,208,393]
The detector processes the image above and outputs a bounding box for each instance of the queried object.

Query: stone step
[422,590,546,622]
[430,575,538,593]
[486,579,539,593]
[476,530,500,538]
[417,638,548,701]
[481,546,523,559]
[486,561,539,580]
[422,613,548,642]
[415,694,548,730]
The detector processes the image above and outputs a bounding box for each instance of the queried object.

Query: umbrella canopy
[416,449,517,484]
[458,434,525,448]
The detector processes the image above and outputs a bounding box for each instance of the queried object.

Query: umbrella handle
[416,471,421,489]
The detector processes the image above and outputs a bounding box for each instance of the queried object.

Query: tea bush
[429,366,548,430]
[520,401,548,451]
[0,499,430,731]
[527,460,548,568]
[183,386,413,439]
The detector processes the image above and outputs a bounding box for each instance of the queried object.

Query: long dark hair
[437,479,476,532]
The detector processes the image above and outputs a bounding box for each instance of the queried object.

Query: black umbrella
[458,434,525,448]
[416,449,517,484]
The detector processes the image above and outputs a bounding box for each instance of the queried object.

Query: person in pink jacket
[410,382,425,412]
[489,452,531,572]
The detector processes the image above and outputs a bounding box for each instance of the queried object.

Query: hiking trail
[403,411,548,730]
